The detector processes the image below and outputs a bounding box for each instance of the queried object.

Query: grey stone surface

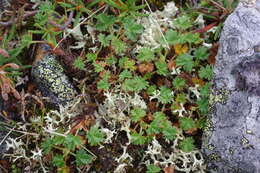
[0,129,8,158]
[201,1,260,173]
[31,44,78,108]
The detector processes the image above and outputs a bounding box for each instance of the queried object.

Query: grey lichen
[31,44,78,107]
[231,53,260,97]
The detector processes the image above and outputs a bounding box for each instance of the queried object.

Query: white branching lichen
[138,2,178,49]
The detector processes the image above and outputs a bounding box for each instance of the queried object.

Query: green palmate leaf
[162,120,177,141]
[98,34,112,47]
[122,76,148,92]
[176,53,194,72]
[86,53,97,62]
[194,46,209,60]
[97,78,110,90]
[76,149,93,166]
[131,107,146,122]
[124,59,136,71]
[111,37,126,54]
[64,134,81,151]
[197,97,209,114]
[172,77,186,90]
[119,69,132,80]
[146,112,166,135]
[200,83,211,98]
[180,137,195,152]
[122,17,144,41]
[155,60,168,76]
[137,47,155,62]
[130,132,147,145]
[182,32,201,44]
[179,117,196,131]
[53,155,65,167]
[159,86,173,104]
[119,56,129,68]
[95,13,116,31]
[146,85,157,95]
[173,15,192,30]
[73,57,85,70]
[52,136,65,145]
[87,126,105,146]
[41,138,54,154]
[106,56,117,66]
[146,164,161,173]
[93,63,104,73]
[119,70,132,81]
[34,1,55,25]
[165,29,179,45]
[21,33,32,48]
[176,93,187,104]
[199,65,213,80]
[97,72,110,90]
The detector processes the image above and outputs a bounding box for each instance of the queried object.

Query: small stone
[31,44,78,108]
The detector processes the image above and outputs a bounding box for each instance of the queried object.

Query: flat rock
[201,1,260,173]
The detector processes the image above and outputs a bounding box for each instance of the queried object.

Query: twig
[44,128,97,158]
[49,11,74,30]
[4,126,39,136]
[143,0,170,50]
[207,0,227,11]
[0,164,8,173]
[0,10,38,27]
[0,126,15,146]
[54,5,106,50]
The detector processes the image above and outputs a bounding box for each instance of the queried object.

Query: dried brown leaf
[138,63,154,74]
[164,166,175,173]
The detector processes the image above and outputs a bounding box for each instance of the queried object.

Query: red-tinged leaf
[138,63,154,74]
[52,47,66,56]
[2,83,11,93]
[167,59,176,71]
[11,88,21,100]
[0,49,10,58]
[193,22,218,34]
[192,77,205,86]
[208,43,218,65]
[1,63,19,70]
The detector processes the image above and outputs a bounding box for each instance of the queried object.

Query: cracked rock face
[201,1,260,173]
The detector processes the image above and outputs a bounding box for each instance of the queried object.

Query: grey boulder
[202,1,260,173]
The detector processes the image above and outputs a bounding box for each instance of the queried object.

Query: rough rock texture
[31,44,78,107]
[0,128,8,158]
[202,1,260,173]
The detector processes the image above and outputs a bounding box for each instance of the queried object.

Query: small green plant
[146,164,161,173]
[86,126,105,146]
